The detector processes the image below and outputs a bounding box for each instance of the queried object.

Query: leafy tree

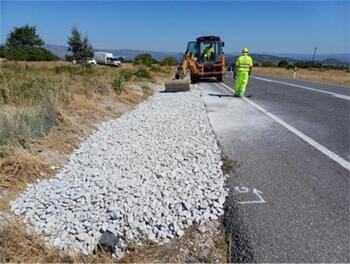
[6,25,44,47]
[67,27,93,62]
[277,60,289,68]
[161,56,177,66]
[133,53,158,66]
[6,46,59,61]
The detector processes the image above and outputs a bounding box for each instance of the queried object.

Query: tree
[6,25,44,47]
[161,56,177,66]
[277,60,289,68]
[133,53,158,66]
[67,27,93,62]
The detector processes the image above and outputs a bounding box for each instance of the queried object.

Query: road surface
[198,74,349,262]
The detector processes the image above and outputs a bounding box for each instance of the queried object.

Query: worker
[234,48,253,97]
[203,44,214,61]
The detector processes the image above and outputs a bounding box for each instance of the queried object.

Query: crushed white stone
[11,87,227,258]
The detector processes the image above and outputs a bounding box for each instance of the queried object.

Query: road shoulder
[199,81,349,262]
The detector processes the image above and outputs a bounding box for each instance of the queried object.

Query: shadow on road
[208,93,235,98]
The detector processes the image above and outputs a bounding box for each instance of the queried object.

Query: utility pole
[311,46,317,63]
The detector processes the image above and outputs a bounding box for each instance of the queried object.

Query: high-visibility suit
[203,46,214,60]
[235,54,253,96]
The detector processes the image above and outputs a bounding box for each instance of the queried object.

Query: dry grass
[0,220,227,263]
[0,147,51,211]
[221,156,237,175]
[122,222,227,263]
[0,61,172,203]
[0,221,114,263]
[253,67,350,86]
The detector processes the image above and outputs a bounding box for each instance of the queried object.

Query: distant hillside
[43,44,182,61]
[320,58,348,65]
[43,44,68,59]
[273,53,349,64]
[225,53,298,65]
[42,44,349,66]
[95,48,183,61]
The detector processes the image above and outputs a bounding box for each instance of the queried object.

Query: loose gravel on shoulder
[11,87,227,258]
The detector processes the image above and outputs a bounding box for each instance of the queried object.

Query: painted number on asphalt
[234,186,266,205]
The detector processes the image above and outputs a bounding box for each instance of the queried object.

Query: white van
[94,52,121,67]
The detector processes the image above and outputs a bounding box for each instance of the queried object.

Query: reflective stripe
[236,55,253,72]
[238,64,251,68]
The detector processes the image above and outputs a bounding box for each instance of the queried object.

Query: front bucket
[164,79,190,92]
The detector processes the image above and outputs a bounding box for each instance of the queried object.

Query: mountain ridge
[43,44,349,65]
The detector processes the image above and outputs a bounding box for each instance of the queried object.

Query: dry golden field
[253,67,350,86]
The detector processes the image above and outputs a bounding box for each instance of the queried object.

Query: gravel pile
[11,88,227,258]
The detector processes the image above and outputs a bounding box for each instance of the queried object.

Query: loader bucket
[164,79,190,92]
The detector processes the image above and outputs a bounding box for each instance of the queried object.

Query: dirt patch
[221,155,237,175]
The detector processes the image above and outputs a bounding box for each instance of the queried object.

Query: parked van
[94,52,121,67]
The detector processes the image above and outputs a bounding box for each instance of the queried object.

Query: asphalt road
[198,74,349,262]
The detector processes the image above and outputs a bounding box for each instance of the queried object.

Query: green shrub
[149,65,165,73]
[261,61,275,67]
[134,68,151,79]
[161,56,177,66]
[6,46,59,61]
[277,60,289,68]
[119,68,134,81]
[0,45,6,58]
[113,77,123,95]
[133,53,158,66]
[112,68,134,95]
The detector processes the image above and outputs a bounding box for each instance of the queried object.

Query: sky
[0,0,349,54]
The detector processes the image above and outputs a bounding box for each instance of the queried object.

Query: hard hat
[242,48,249,53]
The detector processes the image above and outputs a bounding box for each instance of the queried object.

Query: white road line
[218,82,350,172]
[252,76,350,101]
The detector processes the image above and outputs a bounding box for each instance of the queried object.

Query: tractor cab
[186,36,224,63]
[174,35,225,83]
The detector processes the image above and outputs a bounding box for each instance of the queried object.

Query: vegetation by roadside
[0,219,227,263]
[252,67,350,86]
[0,60,229,263]
[0,60,175,263]
[0,60,172,204]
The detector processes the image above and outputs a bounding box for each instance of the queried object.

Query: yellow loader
[165,36,226,92]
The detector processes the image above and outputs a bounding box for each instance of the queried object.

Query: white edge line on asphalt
[218,82,350,172]
[252,76,350,101]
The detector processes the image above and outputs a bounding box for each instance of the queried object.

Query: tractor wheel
[191,74,199,84]
[217,74,224,82]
